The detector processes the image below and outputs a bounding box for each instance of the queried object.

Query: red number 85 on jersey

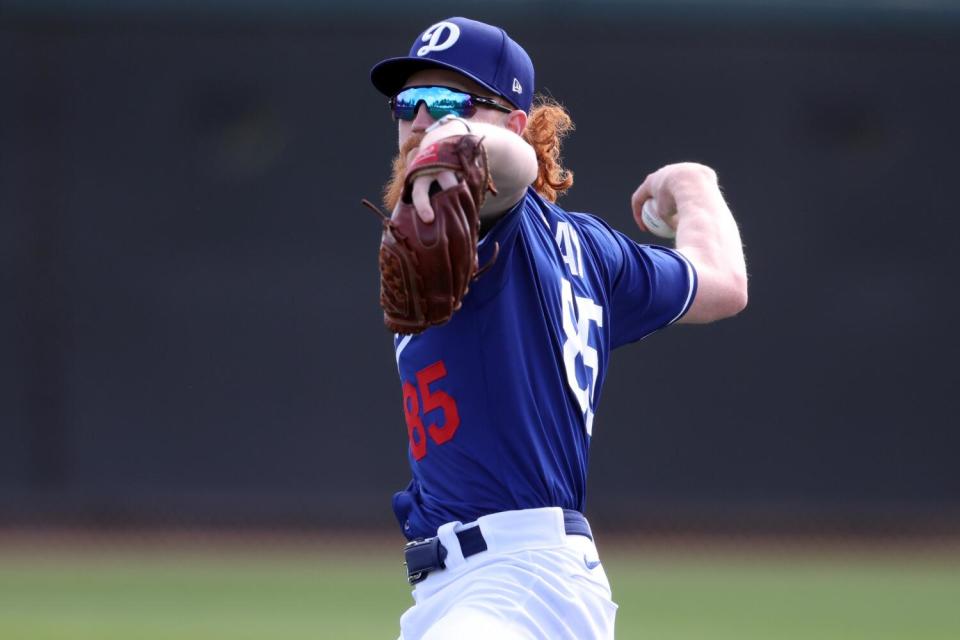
[402,360,460,461]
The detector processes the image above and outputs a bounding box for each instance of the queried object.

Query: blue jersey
[391,188,697,540]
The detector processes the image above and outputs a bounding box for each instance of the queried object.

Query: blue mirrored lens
[392,87,476,121]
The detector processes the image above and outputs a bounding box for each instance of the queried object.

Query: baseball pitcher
[367,17,748,639]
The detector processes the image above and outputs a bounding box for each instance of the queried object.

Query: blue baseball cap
[371,17,535,112]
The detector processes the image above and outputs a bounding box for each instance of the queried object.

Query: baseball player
[369,17,748,639]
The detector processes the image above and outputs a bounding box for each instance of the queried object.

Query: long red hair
[522,96,574,202]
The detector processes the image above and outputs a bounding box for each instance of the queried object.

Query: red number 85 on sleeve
[402,360,460,461]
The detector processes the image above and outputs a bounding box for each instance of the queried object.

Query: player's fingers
[634,204,650,233]
[630,179,653,217]
[631,180,655,232]
[436,170,458,191]
[412,177,435,223]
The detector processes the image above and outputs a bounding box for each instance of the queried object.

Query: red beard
[382,132,425,211]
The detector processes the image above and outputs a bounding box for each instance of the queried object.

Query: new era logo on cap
[370,17,535,113]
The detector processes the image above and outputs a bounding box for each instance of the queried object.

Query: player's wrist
[420,117,474,150]
[670,182,724,215]
[426,114,472,134]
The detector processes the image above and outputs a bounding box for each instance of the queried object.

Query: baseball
[641,199,676,239]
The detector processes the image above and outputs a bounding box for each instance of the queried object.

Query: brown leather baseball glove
[364,134,498,335]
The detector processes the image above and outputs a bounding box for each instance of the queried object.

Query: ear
[505,109,528,136]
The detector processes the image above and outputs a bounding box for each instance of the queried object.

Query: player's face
[396,69,513,153]
[383,69,523,212]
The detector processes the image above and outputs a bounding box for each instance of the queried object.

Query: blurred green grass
[1,540,958,639]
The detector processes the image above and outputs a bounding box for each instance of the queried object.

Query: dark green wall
[2,13,957,532]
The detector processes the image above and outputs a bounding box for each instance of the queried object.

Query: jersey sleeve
[575,215,697,348]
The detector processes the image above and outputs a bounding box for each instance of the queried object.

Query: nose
[410,102,436,131]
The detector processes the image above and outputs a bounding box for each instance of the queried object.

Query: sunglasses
[389,85,513,121]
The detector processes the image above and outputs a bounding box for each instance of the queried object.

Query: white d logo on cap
[417,21,461,56]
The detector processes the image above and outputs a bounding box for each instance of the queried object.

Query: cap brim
[370,57,518,109]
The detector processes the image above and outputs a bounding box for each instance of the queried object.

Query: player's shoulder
[522,189,617,240]
[532,194,627,263]
[563,210,620,243]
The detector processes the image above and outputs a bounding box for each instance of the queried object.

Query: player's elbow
[724,268,749,318]
[682,267,747,324]
[713,266,748,319]
[725,269,749,317]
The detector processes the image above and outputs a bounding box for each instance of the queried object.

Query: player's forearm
[421,121,537,216]
[672,169,748,323]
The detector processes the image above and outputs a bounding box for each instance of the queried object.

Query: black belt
[404,509,592,585]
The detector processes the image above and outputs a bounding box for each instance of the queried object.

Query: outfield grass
[1,538,958,639]
[606,547,960,640]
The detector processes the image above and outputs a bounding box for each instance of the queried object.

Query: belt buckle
[404,537,447,585]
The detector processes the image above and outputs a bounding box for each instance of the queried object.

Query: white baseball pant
[398,507,617,639]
